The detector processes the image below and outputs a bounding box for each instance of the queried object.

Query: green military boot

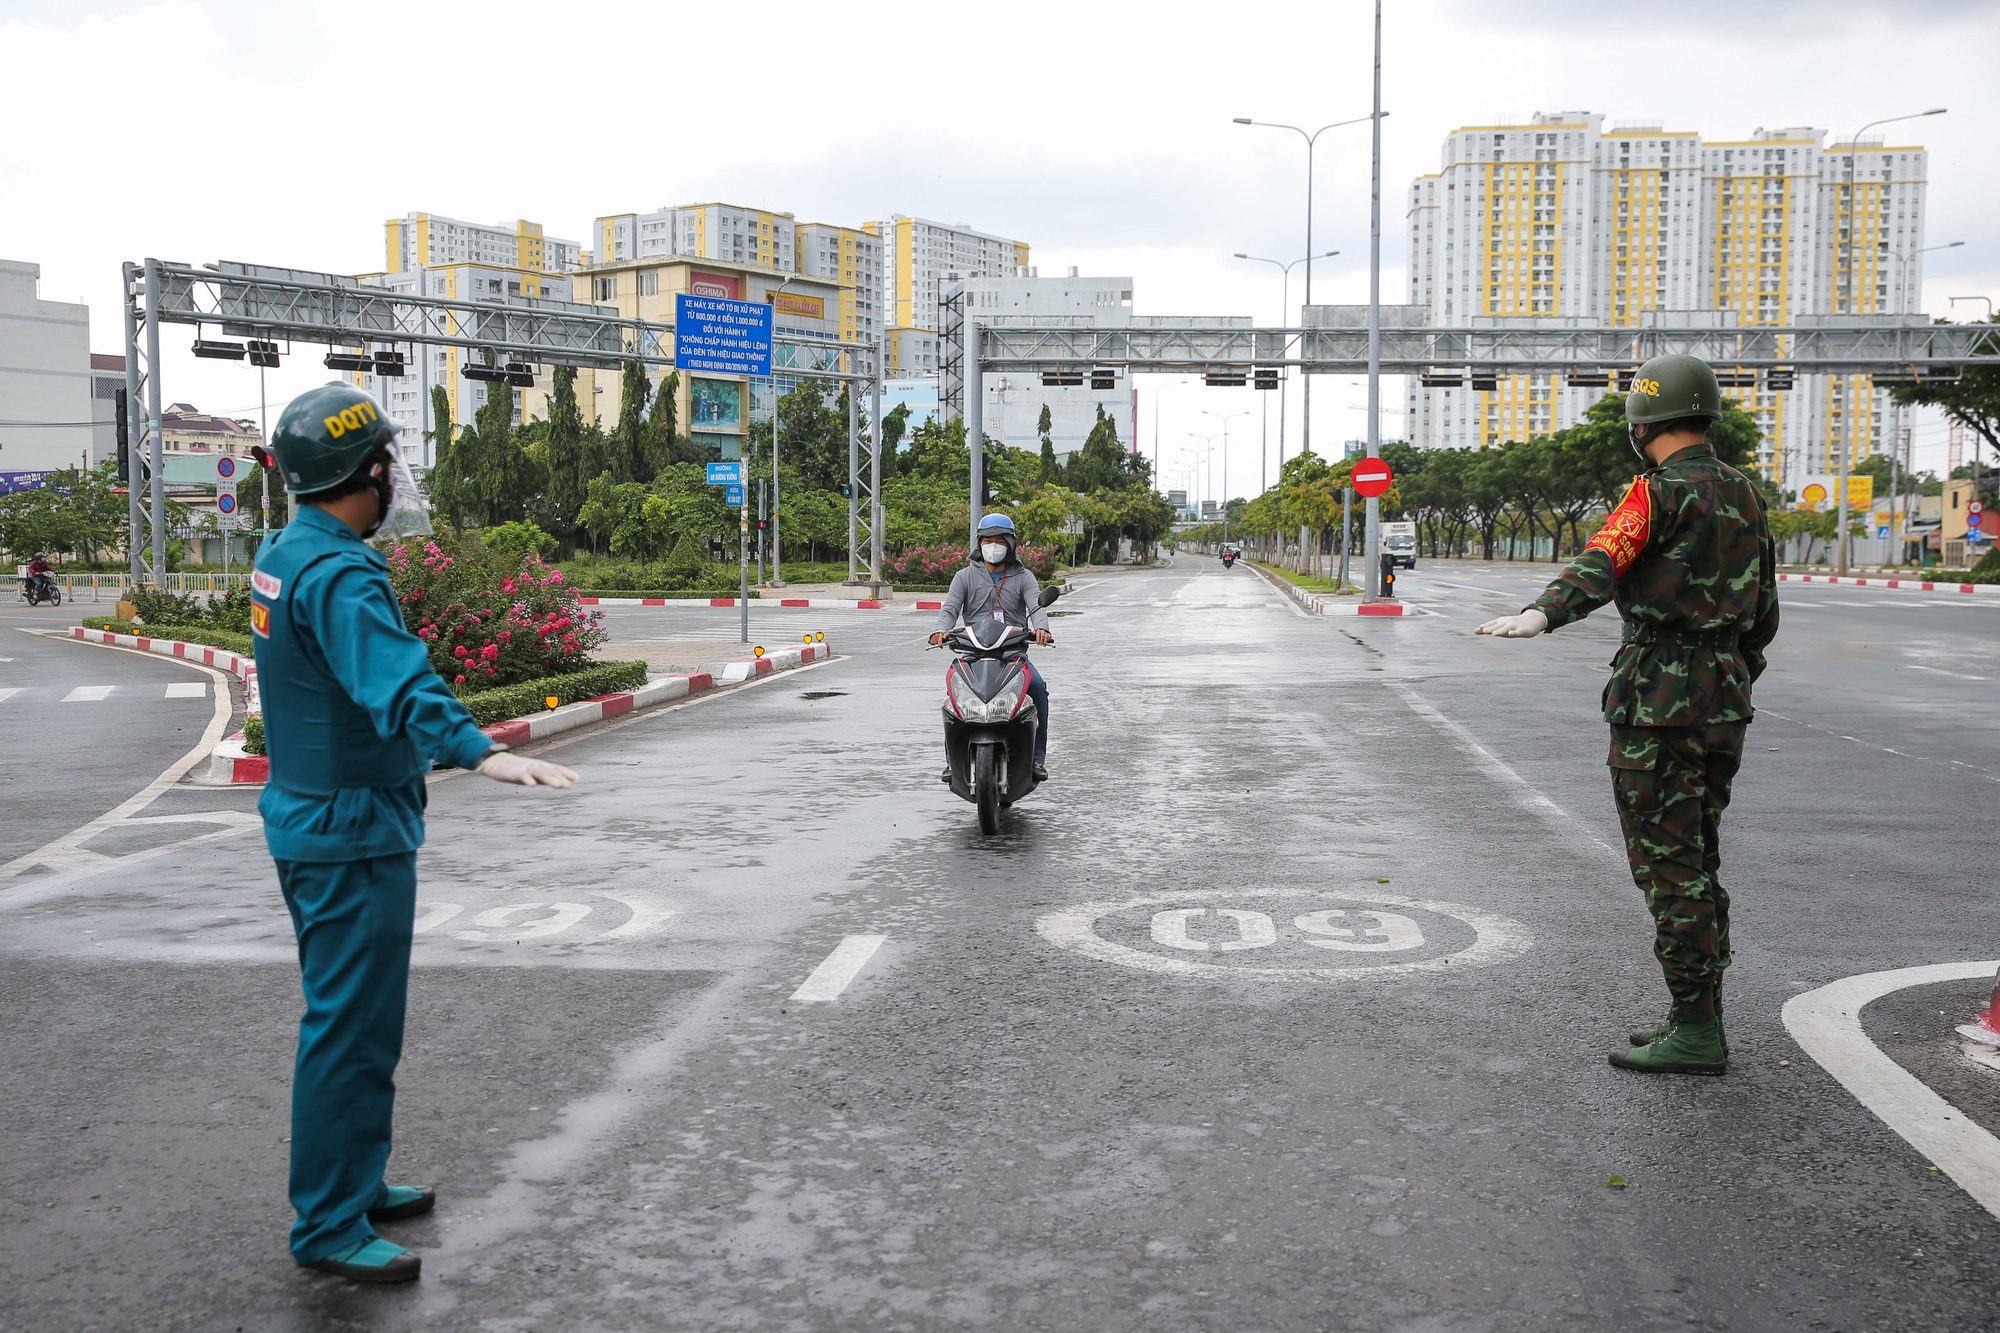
[1610,1018,1728,1076]
[1630,988,1725,1051]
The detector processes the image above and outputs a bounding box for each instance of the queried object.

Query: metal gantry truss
[122,258,888,586]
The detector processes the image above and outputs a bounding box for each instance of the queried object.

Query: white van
[1382,521,1417,570]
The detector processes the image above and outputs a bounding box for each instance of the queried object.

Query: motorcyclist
[25,553,55,600]
[929,514,1054,781]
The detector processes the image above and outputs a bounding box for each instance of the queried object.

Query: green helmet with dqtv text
[269,382,399,495]
[1625,354,1723,427]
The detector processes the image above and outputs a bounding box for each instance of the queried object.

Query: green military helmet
[269,382,398,495]
[1625,354,1723,427]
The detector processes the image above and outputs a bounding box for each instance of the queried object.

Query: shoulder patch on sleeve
[1586,475,1653,577]
[251,569,283,599]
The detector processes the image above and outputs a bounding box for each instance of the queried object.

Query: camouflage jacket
[1530,443,1779,726]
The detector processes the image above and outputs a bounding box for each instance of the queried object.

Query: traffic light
[980,444,1003,507]
[837,481,854,499]
[113,388,128,484]
[249,444,274,470]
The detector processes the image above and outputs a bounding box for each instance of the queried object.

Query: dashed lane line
[62,685,114,702]
[1758,708,2000,784]
[1388,682,1621,858]
[790,934,888,1002]
[0,688,18,705]
[1784,960,2000,1222]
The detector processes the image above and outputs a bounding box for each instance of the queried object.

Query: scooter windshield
[966,621,1019,651]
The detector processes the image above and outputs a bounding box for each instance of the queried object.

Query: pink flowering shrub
[385,531,609,692]
[884,543,1056,584]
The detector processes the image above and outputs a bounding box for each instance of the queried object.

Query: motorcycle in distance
[937,583,1060,835]
[1220,548,1237,569]
[18,574,62,607]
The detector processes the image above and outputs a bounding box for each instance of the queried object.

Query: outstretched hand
[476,750,581,788]
[1474,609,1549,639]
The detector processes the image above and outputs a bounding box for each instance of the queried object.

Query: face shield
[369,431,434,542]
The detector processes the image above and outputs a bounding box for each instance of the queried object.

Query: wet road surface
[3,557,1997,1330]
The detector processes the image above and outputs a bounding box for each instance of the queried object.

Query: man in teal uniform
[253,384,579,1282]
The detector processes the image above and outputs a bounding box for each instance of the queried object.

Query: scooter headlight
[947,667,985,720]
[983,675,1028,723]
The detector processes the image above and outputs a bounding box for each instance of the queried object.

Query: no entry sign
[1350,457,1394,498]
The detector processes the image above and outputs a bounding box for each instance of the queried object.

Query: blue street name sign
[676,295,772,376]
[706,461,744,485]
[725,484,745,507]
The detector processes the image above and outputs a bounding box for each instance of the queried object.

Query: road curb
[1246,562,1406,616]
[578,596,888,609]
[1777,573,1994,596]
[67,626,834,786]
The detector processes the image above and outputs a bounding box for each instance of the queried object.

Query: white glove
[1474,609,1549,639]
[476,750,581,788]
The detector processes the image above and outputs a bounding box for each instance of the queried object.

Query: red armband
[1587,475,1652,576]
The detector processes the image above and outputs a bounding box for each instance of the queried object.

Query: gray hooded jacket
[934,555,1050,634]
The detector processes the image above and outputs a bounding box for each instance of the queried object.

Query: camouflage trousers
[1608,722,1746,1022]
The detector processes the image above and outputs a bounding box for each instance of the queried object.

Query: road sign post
[1349,459,1394,598]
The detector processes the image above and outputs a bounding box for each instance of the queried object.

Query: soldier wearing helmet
[1475,354,1780,1077]
[251,384,580,1282]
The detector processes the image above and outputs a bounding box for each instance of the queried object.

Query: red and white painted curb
[1247,563,1406,616]
[1777,572,1995,596]
[67,626,834,785]
[578,596,888,609]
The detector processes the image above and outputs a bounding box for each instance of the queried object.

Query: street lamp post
[768,274,801,586]
[1233,250,1338,473]
[1234,109,1383,458]
[1203,409,1249,543]
[1188,434,1221,536]
[1836,107,1945,576]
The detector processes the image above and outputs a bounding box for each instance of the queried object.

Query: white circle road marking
[1036,888,1532,982]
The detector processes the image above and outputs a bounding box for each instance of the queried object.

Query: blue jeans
[277,852,417,1263]
[1024,659,1049,765]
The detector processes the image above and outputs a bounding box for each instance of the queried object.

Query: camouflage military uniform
[1529,443,1779,1023]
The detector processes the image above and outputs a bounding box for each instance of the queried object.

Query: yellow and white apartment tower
[1405,112,1929,482]
[871,215,1031,344]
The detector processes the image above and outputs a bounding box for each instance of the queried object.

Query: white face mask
[981,542,1009,564]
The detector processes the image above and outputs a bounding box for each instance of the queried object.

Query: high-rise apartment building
[873,216,1030,333]
[594,203,797,272]
[1405,111,1930,479]
[795,222,882,347]
[384,214,582,274]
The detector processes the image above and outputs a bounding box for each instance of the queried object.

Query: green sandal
[306,1235,421,1283]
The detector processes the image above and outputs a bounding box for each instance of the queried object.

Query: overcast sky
[4,0,1994,499]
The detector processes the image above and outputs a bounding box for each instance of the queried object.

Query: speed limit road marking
[1035,887,1531,982]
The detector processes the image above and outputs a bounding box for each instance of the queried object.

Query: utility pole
[1363,0,1386,599]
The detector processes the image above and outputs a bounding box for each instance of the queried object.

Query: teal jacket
[250,507,494,862]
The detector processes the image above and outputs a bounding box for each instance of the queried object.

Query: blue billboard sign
[725,484,745,508]
[675,295,772,377]
[0,470,59,495]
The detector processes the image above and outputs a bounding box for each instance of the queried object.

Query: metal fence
[30,572,252,604]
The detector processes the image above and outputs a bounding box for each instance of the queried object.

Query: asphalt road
[2,558,1997,1331]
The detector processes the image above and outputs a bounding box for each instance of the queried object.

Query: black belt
[1622,624,1740,650]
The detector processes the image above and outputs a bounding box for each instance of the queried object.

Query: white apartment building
[594,203,797,272]
[1405,111,1930,480]
[875,215,1031,333]
[384,214,582,274]
[0,259,111,476]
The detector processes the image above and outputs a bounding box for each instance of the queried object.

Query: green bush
[576,588,754,600]
[129,588,204,624]
[456,660,650,727]
[243,714,265,756]
[482,520,559,565]
[78,619,253,655]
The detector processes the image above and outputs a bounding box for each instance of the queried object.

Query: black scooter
[938,584,1060,835]
[18,575,61,607]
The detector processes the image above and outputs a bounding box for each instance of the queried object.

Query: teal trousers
[276,852,416,1263]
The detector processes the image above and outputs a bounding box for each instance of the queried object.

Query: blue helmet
[977,514,1016,537]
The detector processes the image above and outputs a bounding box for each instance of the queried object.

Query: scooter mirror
[1037,584,1062,608]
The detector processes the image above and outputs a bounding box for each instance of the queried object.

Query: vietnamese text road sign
[216,456,237,480]
[725,484,745,507]
[676,295,772,376]
[706,461,744,485]
[216,492,237,515]
[1350,458,1394,498]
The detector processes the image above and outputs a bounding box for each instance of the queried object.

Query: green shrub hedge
[243,715,265,756]
[578,589,758,600]
[78,619,254,655]
[456,660,650,727]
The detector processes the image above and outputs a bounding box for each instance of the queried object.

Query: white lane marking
[1387,682,1620,857]
[0,637,237,895]
[1904,663,1991,682]
[164,681,208,698]
[1784,960,2000,1221]
[0,687,19,705]
[413,903,465,934]
[591,889,677,940]
[1037,888,1530,982]
[790,934,888,1002]
[1758,708,2000,784]
[452,902,593,941]
[63,685,113,702]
